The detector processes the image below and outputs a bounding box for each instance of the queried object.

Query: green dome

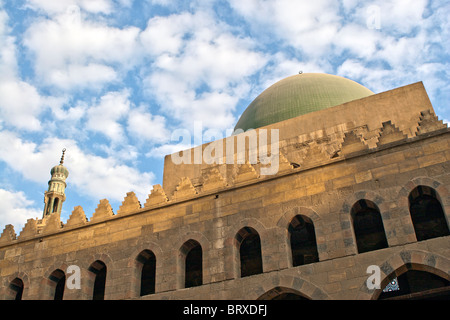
[235,73,374,131]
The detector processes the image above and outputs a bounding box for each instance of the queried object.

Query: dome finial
[60,148,66,165]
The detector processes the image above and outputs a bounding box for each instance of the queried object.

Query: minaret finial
[60,148,66,165]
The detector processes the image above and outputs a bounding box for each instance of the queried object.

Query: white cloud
[127,106,171,145]
[0,131,155,204]
[256,53,327,93]
[64,142,155,202]
[333,24,381,59]
[140,14,187,56]
[337,59,396,94]
[146,143,193,159]
[0,6,48,131]
[0,130,56,183]
[229,0,341,57]
[51,100,86,122]
[374,0,429,35]
[48,63,118,91]
[24,0,115,15]
[86,90,131,143]
[0,189,41,233]
[0,9,16,80]
[0,80,45,131]
[23,7,141,91]
[141,11,267,131]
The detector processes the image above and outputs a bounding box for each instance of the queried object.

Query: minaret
[43,149,69,218]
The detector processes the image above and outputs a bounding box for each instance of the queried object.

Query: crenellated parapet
[91,199,115,223]
[0,224,16,244]
[416,109,448,136]
[172,177,198,201]
[17,219,38,241]
[144,184,169,208]
[376,121,408,147]
[117,192,141,215]
[201,168,227,192]
[0,109,448,248]
[233,161,259,185]
[65,206,88,228]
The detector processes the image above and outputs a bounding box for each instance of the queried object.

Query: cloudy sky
[0,0,449,233]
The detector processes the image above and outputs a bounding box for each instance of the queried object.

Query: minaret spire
[43,149,69,218]
[60,148,66,165]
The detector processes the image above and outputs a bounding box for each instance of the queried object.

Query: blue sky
[0,0,449,232]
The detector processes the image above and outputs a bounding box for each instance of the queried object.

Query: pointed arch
[49,269,66,300]
[129,241,163,298]
[397,177,450,242]
[3,272,29,300]
[378,270,450,300]
[408,185,450,241]
[351,199,388,253]
[89,260,107,300]
[288,215,319,266]
[225,217,268,279]
[253,274,331,300]
[39,262,70,300]
[277,206,323,265]
[257,287,310,300]
[180,239,203,288]
[356,250,450,300]
[342,190,389,254]
[136,250,156,296]
[236,227,263,278]
[8,278,24,300]
[175,231,209,289]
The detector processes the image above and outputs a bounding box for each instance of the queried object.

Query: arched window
[89,260,107,300]
[409,186,449,241]
[289,215,319,266]
[137,250,156,296]
[236,227,263,278]
[379,270,450,300]
[180,240,202,288]
[9,278,24,300]
[49,269,65,300]
[351,199,388,253]
[52,198,59,213]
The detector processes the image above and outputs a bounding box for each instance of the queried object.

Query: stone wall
[1,124,449,300]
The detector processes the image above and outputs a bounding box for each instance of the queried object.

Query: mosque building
[1,73,449,300]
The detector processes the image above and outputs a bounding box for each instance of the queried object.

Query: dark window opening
[409,186,449,241]
[89,260,107,300]
[10,278,24,300]
[138,250,156,296]
[182,240,202,288]
[289,215,319,266]
[49,269,65,300]
[237,227,263,278]
[52,198,59,213]
[351,200,388,253]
